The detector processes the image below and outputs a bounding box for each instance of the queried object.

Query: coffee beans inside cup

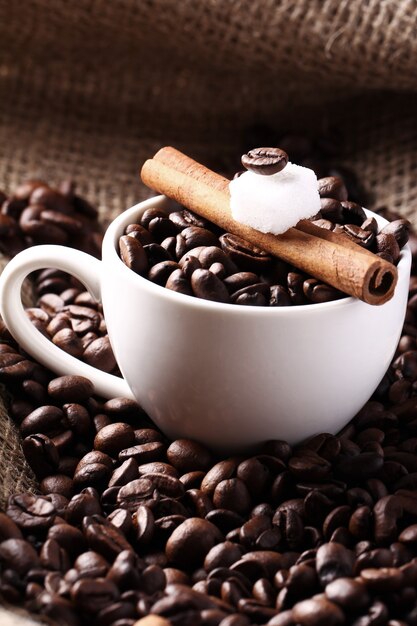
[118,172,409,306]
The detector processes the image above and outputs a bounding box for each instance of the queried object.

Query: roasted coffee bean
[119,441,166,464]
[20,205,68,244]
[166,518,223,568]
[237,550,283,579]
[360,567,404,592]
[223,272,260,294]
[239,515,272,547]
[0,513,23,542]
[179,226,219,252]
[204,541,244,571]
[47,523,86,557]
[319,198,344,223]
[160,235,178,259]
[241,148,289,175]
[0,538,39,575]
[288,453,331,481]
[106,549,144,590]
[119,235,148,275]
[66,492,102,525]
[375,232,401,264]
[340,201,366,226]
[52,328,84,357]
[197,246,237,275]
[39,537,71,571]
[292,595,345,626]
[303,279,344,303]
[22,434,60,478]
[167,439,212,473]
[316,543,355,586]
[47,375,94,403]
[237,457,270,496]
[83,336,117,372]
[148,216,178,241]
[325,577,369,610]
[85,521,132,560]
[287,272,307,305]
[140,208,167,229]
[373,495,403,543]
[0,351,36,379]
[117,478,155,510]
[94,422,135,456]
[7,493,56,531]
[213,479,252,515]
[108,458,139,488]
[220,233,272,272]
[342,224,375,248]
[74,550,110,578]
[362,216,378,233]
[133,428,163,444]
[231,282,269,306]
[38,292,65,314]
[62,403,91,436]
[269,284,292,306]
[336,452,384,480]
[399,524,417,544]
[40,474,74,498]
[381,219,410,248]
[166,268,194,296]
[204,509,244,535]
[322,505,351,540]
[201,459,239,495]
[22,378,48,404]
[96,601,137,625]
[179,253,202,279]
[393,350,417,381]
[355,547,394,573]
[148,260,180,285]
[71,577,120,612]
[103,398,143,423]
[317,176,348,202]
[311,218,334,230]
[191,268,230,303]
[125,222,153,244]
[139,461,179,477]
[170,209,211,231]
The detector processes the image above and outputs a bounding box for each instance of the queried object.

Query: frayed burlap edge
[0,255,37,510]
[0,253,43,624]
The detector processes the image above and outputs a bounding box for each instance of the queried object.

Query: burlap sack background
[0,1,416,623]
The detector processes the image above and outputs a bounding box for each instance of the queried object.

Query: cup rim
[103,195,411,316]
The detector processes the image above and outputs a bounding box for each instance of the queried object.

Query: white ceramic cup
[0,196,411,452]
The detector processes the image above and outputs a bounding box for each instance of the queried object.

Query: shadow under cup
[100,195,412,453]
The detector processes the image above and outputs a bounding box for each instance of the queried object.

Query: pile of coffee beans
[25,269,119,375]
[0,203,417,624]
[1,160,417,625]
[0,177,117,374]
[3,281,417,625]
[0,179,102,258]
[118,175,409,306]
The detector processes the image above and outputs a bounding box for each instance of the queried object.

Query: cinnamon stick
[140,147,398,305]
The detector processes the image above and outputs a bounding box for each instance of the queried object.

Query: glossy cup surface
[100,196,411,451]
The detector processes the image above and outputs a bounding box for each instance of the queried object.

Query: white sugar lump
[229,162,321,235]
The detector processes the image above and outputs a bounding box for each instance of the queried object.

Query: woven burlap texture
[0,1,416,623]
[0,1,416,221]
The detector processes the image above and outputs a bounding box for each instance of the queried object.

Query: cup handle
[0,244,134,400]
